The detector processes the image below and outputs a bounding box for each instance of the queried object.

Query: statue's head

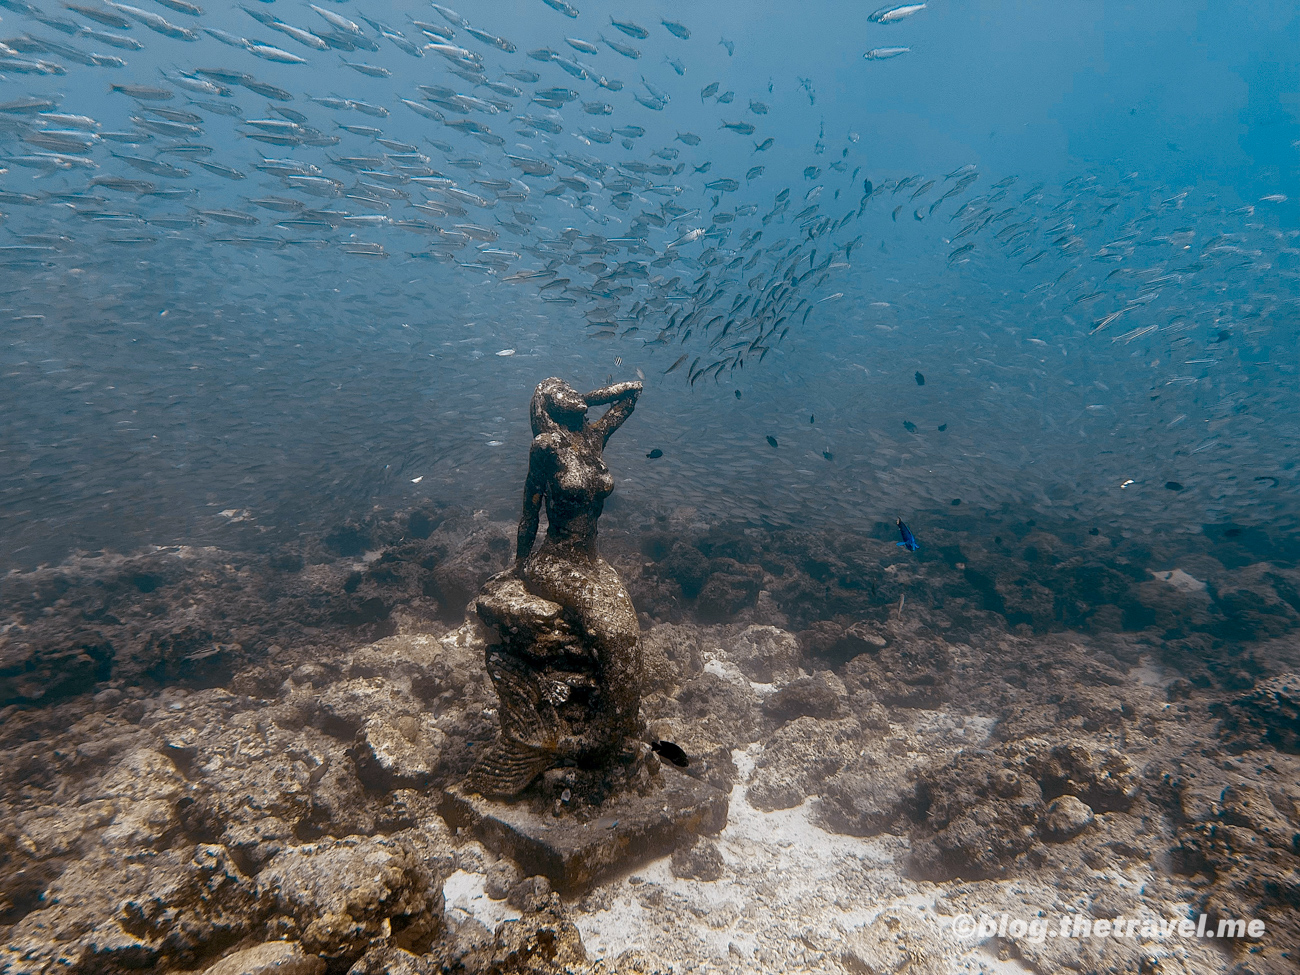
[531,377,587,435]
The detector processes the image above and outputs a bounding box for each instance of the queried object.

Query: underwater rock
[841,907,951,975]
[909,750,1046,880]
[484,857,524,900]
[1166,761,1300,973]
[151,691,374,871]
[0,632,113,707]
[1,843,269,975]
[1039,794,1095,840]
[201,941,325,975]
[762,670,849,722]
[313,676,421,738]
[506,875,555,914]
[798,619,882,663]
[726,624,800,682]
[1217,782,1294,840]
[257,835,443,967]
[653,541,712,599]
[428,522,515,621]
[815,741,918,837]
[662,670,760,750]
[908,733,1141,880]
[0,538,462,708]
[354,714,447,791]
[994,571,1058,631]
[1214,672,1300,753]
[1207,564,1300,642]
[746,716,860,811]
[1022,740,1139,812]
[637,623,706,694]
[695,560,764,622]
[843,632,952,708]
[1132,573,1216,637]
[1150,567,1208,592]
[669,837,725,881]
[12,512,1300,974]
[345,632,453,697]
[472,909,587,975]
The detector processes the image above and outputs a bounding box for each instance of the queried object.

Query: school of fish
[0,0,1296,566]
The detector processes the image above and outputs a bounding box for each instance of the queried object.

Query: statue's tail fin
[464,737,556,797]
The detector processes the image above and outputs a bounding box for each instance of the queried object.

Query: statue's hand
[584,380,641,406]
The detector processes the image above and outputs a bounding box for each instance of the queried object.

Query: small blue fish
[896,518,919,551]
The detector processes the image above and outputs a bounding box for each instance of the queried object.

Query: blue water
[0,0,1297,568]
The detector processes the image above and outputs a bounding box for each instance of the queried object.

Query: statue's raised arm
[586,380,642,448]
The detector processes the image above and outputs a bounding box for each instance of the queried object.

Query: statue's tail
[465,652,560,796]
[465,738,556,797]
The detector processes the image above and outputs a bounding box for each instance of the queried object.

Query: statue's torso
[543,434,613,546]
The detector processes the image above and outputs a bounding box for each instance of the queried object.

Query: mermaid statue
[466,377,645,797]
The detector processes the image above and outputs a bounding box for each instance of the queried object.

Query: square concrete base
[439,769,729,894]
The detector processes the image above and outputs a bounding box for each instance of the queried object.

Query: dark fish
[896,518,919,552]
[651,739,689,767]
[646,448,663,459]
[766,435,778,448]
[664,353,688,374]
[734,389,741,399]
[937,423,947,431]
[823,450,834,461]
[915,371,925,385]
[1165,481,1183,491]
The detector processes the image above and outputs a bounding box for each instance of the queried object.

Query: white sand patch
[1149,568,1207,593]
[1131,655,1175,688]
[701,652,749,687]
[442,869,520,931]
[569,741,1029,973]
[567,709,1014,970]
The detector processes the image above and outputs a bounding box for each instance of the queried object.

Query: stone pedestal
[439,769,728,894]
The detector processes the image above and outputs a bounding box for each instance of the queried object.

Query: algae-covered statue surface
[467,377,645,796]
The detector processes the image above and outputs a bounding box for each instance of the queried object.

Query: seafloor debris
[1,507,1298,973]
